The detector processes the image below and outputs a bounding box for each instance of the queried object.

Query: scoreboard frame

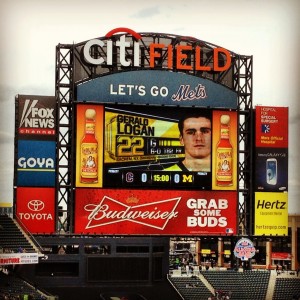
[55,29,253,235]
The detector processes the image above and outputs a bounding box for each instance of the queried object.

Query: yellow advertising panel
[212,111,238,190]
[76,104,104,187]
[254,192,288,236]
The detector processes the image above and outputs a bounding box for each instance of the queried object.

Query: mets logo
[28,200,45,212]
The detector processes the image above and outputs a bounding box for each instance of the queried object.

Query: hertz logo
[256,200,286,209]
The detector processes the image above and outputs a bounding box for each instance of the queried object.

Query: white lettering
[19,213,53,220]
[83,39,105,65]
[187,198,228,210]
[187,216,227,227]
[88,203,177,221]
[18,157,54,169]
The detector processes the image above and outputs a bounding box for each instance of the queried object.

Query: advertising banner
[254,106,288,193]
[254,192,288,236]
[17,140,56,187]
[212,110,237,190]
[271,252,291,260]
[255,148,288,192]
[17,95,56,140]
[74,189,237,235]
[16,187,55,233]
[77,70,237,109]
[255,106,288,148]
[0,253,39,265]
[76,104,104,187]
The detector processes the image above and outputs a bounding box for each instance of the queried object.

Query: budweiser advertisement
[16,187,55,233]
[75,189,237,235]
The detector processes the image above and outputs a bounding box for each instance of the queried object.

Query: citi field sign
[83,27,231,72]
[77,27,237,108]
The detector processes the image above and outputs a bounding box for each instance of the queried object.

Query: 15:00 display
[153,174,170,182]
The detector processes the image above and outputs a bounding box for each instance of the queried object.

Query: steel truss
[55,33,253,235]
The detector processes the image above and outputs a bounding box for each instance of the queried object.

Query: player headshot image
[164,111,212,172]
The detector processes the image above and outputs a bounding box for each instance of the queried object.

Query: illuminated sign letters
[83,27,231,72]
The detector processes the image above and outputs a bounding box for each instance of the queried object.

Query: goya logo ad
[17,140,56,187]
[254,192,288,236]
[17,95,56,140]
[16,187,55,234]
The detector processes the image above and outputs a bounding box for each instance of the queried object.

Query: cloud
[130,6,160,19]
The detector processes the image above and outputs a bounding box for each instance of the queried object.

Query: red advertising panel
[271,252,291,260]
[16,187,55,233]
[255,106,288,148]
[75,189,237,235]
[255,106,289,192]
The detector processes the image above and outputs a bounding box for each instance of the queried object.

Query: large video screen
[76,104,237,191]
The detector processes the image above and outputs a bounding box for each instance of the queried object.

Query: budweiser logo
[84,196,181,230]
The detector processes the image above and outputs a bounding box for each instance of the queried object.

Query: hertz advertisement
[254,106,288,236]
[254,192,288,236]
[75,104,237,191]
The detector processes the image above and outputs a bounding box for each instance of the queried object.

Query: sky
[0,0,299,214]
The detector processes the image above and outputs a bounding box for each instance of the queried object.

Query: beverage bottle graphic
[216,114,233,186]
[80,109,98,183]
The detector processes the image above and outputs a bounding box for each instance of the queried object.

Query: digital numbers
[153,174,170,182]
[141,172,148,183]
[119,170,203,188]
[116,136,144,156]
[110,135,184,159]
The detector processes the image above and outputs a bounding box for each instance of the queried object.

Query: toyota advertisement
[16,187,55,233]
[74,189,237,235]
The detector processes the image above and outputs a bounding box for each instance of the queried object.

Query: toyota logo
[28,200,45,212]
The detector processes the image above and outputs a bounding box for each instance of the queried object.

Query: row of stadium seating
[201,270,270,300]
[168,276,212,300]
[273,278,300,300]
[169,270,300,300]
[0,214,36,253]
[0,270,50,300]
